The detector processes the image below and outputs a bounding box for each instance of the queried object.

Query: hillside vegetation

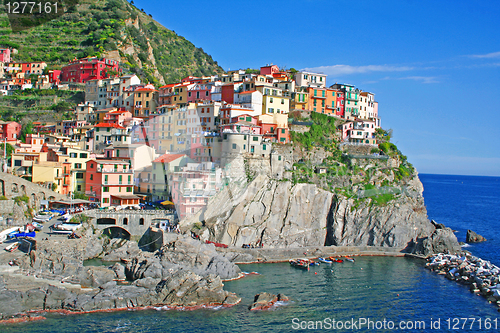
[0,0,224,85]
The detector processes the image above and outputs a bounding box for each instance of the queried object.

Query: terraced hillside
[0,0,224,85]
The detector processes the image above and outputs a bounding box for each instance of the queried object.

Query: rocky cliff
[0,230,241,319]
[181,127,460,255]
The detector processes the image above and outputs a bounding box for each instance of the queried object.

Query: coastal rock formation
[466,229,487,243]
[426,253,500,308]
[412,227,462,256]
[249,292,289,310]
[0,232,241,320]
[182,173,457,254]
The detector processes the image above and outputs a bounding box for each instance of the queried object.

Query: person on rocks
[29,249,36,267]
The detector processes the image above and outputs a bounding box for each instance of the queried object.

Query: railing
[98,168,133,174]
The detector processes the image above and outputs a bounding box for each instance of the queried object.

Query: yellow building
[258,86,290,115]
[47,146,92,194]
[133,87,158,118]
[32,161,71,194]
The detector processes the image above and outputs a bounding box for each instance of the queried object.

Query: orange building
[85,159,137,207]
[306,87,337,115]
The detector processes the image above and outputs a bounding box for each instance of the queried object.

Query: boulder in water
[466,230,486,243]
[249,292,289,310]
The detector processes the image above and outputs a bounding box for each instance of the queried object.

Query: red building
[60,57,121,83]
[0,49,11,63]
[0,121,21,141]
[260,65,279,76]
[221,84,235,104]
[48,70,61,85]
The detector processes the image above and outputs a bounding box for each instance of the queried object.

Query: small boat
[5,242,19,252]
[345,256,355,262]
[31,222,43,231]
[50,222,81,234]
[9,231,36,239]
[318,257,333,264]
[289,259,310,270]
[329,257,344,263]
[309,261,320,266]
[33,213,53,223]
[0,227,21,244]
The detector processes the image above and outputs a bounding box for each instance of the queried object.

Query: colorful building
[60,57,120,84]
[0,49,11,63]
[85,159,135,207]
[294,71,327,88]
[0,121,21,141]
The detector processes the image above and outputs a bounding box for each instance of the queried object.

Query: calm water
[4,174,500,332]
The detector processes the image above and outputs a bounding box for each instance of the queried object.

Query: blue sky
[134,0,500,176]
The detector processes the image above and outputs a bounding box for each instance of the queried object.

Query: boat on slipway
[318,257,333,264]
[329,257,344,263]
[4,242,19,252]
[0,227,21,244]
[289,259,310,270]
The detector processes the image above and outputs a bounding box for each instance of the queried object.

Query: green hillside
[0,0,224,85]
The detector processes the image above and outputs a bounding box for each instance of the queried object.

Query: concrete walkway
[218,245,411,263]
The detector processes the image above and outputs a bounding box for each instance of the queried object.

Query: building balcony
[97,168,134,174]
[85,191,96,196]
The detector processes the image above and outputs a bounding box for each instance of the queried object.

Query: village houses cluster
[0,49,381,220]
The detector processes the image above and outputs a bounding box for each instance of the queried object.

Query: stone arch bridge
[83,209,174,242]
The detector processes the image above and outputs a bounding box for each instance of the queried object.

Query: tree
[20,121,34,143]
[0,143,14,158]
[51,101,71,113]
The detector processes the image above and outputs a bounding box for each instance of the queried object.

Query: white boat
[0,227,22,244]
[50,222,81,233]
[33,214,53,223]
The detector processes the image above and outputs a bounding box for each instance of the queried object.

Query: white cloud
[400,76,439,84]
[468,51,500,59]
[302,64,414,76]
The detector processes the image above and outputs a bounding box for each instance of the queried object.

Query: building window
[253,136,258,141]
[232,143,237,149]
[139,218,144,225]
[127,187,132,192]
[123,218,128,225]
[103,186,109,192]
[90,174,93,180]
[278,156,282,161]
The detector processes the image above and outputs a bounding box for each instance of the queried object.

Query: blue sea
[4,174,500,332]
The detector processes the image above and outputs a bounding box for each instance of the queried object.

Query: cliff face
[189,173,434,251]
[326,174,434,248]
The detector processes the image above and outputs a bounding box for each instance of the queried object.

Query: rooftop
[153,153,185,163]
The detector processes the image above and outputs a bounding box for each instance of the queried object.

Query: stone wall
[0,172,67,208]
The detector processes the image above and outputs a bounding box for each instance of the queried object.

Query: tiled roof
[153,153,185,163]
[94,123,126,129]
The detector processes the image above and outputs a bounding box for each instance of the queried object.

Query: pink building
[187,83,212,103]
[221,121,262,135]
[0,121,21,141]
[104,109,133,127]
[85,159,137,207]
[0,49,11,63]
